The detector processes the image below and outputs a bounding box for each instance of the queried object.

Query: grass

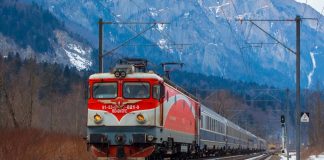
[0,128,95,160]
[302,145,324,159]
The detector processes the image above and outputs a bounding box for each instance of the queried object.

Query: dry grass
[0,128,95,160]
[302,145,324,159]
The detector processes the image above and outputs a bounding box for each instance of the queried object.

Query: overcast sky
[295,0,324,14]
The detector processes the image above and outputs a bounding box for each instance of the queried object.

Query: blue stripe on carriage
[199,129,225,142]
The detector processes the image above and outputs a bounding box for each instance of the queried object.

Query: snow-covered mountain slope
[0,30,92,70]
[0,0,93,70]
[54,30,92,70]
[21,0,324,88]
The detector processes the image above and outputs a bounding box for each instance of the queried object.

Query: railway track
[96,153,273,160]
[97,153,272,160]
[200,152,272,160]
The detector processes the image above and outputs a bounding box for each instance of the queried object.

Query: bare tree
[203,89,245,118]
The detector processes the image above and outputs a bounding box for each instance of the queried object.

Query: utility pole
[286,89,290,160]
[98,18,103,73]
[295,15,301,160]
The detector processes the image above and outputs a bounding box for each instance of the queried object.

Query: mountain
[0,0,93,70]
[12,0,324,88]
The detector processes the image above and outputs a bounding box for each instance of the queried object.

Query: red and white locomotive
[87,59,199,158]
[86,59,266,159]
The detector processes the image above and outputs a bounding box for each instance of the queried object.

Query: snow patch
[307,51,317,88]
[149,8,165,17]
[260,5,269,9]
[308,153,324,160]
[184,12,190,18]
[208,3,230,17]
[157,23,166,31]
[157,39,167,49]
[280,152,296,160]
[148,7,156,11]
[67,44,86,55]
[64,43,92,70]
[64,48,91,70]
[208,43,218,46]
[150,12,158,17]
[149,7,158,17]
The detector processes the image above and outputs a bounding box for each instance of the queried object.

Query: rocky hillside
[20,0,324,88]
[0,0,93,70]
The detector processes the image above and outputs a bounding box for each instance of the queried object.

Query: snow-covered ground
[308,153,324,160]
[280,152,324,160]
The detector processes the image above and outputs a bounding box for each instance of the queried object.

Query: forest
[0,54,95,159]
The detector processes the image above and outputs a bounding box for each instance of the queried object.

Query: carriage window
[123,82,150,98]
[93,83,117,98]
[153,85,161,99]
[206,116,210,130]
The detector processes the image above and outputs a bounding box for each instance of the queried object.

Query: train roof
[89,72,163,81]
[201,104,265,140]
[163,78,198,102]
[200,105,227,122]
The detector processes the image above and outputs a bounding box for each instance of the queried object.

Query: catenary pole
[286,88,289,160]
[98,18,103,73]
[296,15,301,160]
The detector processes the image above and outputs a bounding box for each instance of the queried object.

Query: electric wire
[222,1,253,78]
[129,0,180,61]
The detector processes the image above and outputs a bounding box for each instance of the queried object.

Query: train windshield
[93,83,117,98]
[123,82,150,98]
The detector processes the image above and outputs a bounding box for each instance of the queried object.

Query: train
[86,59,267,159]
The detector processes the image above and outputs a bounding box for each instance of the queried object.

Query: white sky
[295,0,324,14]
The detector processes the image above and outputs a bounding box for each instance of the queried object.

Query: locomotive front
[87,64,164,158]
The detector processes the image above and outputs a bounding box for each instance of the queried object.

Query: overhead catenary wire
[243,20,296,54]
[219,6,253,78]
[129,0,189,61]
[102,23,157,57]
[109,10,190,71]
[111,11,192,50]
[107,11,181,70]
[100,10,155,64]
[227,0,269,78]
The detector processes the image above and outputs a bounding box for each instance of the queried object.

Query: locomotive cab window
[93,83,117,98]
[153,85,161,99]
[123,82,150,98]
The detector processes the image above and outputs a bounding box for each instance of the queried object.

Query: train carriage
[226,120,244,150]
[199,105,227,154]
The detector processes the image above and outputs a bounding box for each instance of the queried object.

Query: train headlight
[94,114,103,123]
[136,113,145,123]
